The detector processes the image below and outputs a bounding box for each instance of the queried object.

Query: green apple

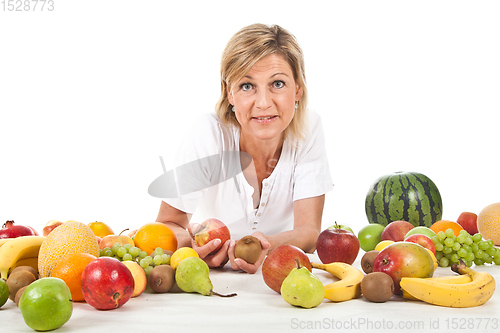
[404,226,437,240]
[19,277,73,331]
[358,224,385,252]
[327,224,354,234]
[0,278,8,308]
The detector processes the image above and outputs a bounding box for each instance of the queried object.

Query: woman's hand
[188,223,230,268]
[228,232,270,274]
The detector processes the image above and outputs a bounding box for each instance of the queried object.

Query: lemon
[170,247,199,269]
[374,240,395,252]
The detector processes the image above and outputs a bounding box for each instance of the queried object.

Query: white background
[1,0,499,236]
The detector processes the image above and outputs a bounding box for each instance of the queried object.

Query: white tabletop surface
[1,251,499,333]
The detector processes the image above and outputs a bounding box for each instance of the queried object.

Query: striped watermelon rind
[365,171,443,227]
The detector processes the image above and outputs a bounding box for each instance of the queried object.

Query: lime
[0,279,8,308]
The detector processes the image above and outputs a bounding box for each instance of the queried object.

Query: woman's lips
[252,115,278,124]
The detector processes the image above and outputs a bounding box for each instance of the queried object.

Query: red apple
[316,228,360,265]
[81,257,135,310]
[42,220,64,237]
[373,242,434,294]
[99,229,135,250]
[381,221,414,242]
[0,220,36,239]
[404,234,436,254]
[456,212,478,235]
[193,218,231,254]
[262,245,312,294]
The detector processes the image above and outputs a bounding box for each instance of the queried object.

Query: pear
[280,259,325,308]
[175,257,236,297]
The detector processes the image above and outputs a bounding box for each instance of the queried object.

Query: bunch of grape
[99,243,171,275]
[432,229,500,267]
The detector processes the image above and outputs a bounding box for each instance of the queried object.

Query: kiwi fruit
[14,285,28,307]
[361,272,394,303]
[10,266,38,279]
[234,235,262,264]
[361,250,380,274]
[149,265,175,293]
[6,270,37,301]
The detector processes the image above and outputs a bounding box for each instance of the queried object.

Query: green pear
[280,259,325,308]
[175,257,236,297]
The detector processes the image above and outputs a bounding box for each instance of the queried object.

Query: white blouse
[161,111,333,240]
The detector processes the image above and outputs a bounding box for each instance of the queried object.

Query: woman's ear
[227,86,234,106]
[295,84,303,101]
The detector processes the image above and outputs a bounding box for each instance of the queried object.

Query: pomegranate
[81,257,134,310]
[0,221,36,239]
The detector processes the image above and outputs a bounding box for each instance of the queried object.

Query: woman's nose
[255,89,272,110]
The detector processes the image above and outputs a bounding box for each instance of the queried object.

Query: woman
[156,23,333,273]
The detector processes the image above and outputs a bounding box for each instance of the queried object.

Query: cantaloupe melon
[477,202,500,246]
[38,221,99,278]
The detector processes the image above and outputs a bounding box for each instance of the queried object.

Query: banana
[0,236,45,279]
[312,262,364,302]
[12,257,39,272]
[402,274,473,300]
[400,262,495,308]
[0,238,13,247]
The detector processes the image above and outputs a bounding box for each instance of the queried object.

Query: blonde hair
[215,23,309,141]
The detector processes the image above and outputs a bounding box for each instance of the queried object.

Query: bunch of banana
[400,261,495,307]
[312,262,364,302]
[0,236,44,279]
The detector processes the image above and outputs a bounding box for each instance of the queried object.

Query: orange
[51,253,97,301]
[133,222,177,255]
[430,220,464,236]
[38,221,100,278]
[477,202,500,245]
[87,221,114,238]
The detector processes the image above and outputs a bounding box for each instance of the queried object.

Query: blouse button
[260,203,265,207]
[264,183,268,187]
[257,213,261,217]
[253,221,258,225]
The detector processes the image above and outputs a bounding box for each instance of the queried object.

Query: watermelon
[365,171,443,227]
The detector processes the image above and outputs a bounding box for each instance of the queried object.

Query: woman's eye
[240,83,253,91]
[273,80,285,89]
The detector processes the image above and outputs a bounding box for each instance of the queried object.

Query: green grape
[437,231,446,241]
[143,256,153,266]
[462,244,472,252]
[452,242,461,251]
[153,255,163,266]
[116,247,127,258]
[139,258,150,269]
[471,243,479,252]
[478,241,490,251]
[444,238,454,247]
[161,254,170,265]
[484,255,493,264]
[494,256,500,265]
[435,243,444,252]
[103,248,113,257]
[128,247,141,258]
[486,247,497,257]
[138,251,148,259]
[472,233,482,243]
[445,252,452,260]
[123,243,133,251]
[153,247,164,257]
[487,240,495,248]
[464,237,473,246]
[111,243,121,255]
[450,254,459,262]
[474,258,484,266]
[122,253,133,261]
[435,251,443,261]
[442,246,453,254]
[439,257,449,267]
[99,249,105,257]
[431,236,440,245]
[459,229,469,236]
[465,252,475,262]
[457,248,467,258]
[457,234,466,244]
[445,229,454,238]
[144,265,153,276]
[463,259,473,267]
[475,249,484,258]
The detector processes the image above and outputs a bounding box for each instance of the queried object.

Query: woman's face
[228,53,303,144]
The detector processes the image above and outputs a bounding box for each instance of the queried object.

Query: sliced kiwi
[6,270,36,301]
[361,250,380,274]
[234,235,262,264]
[361,272,394,303]
[149,265,175,293]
